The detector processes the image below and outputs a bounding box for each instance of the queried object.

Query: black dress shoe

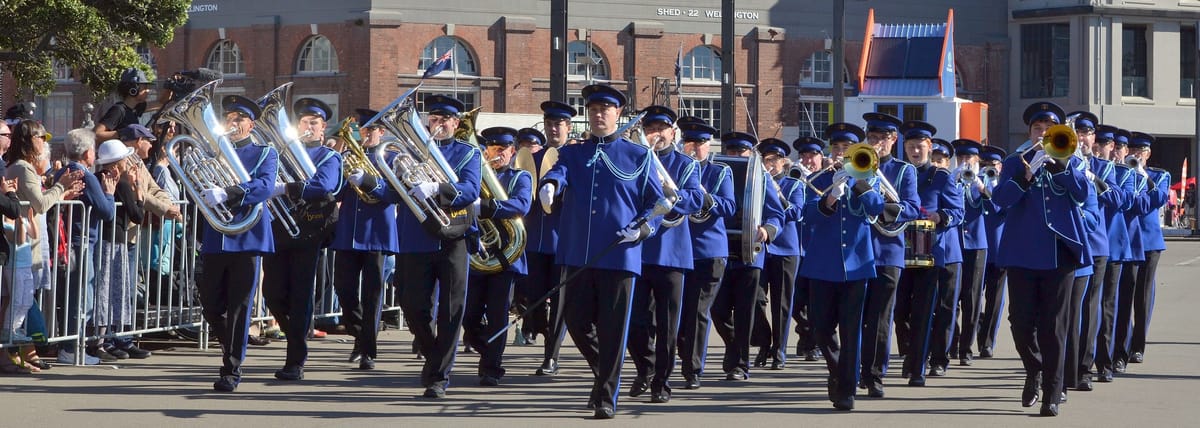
[212,376,239,392]
[1098,369,1114,383]
[804,350,820,361]
[274,365,304,381]
[1114,360,1127,373]
[754,348,770,368]
[1040,402,1059,417]
[347,343,362,363]
[959,354,973,366]
[423,385,446,398]
[771,360,786,370]
[900,366,911,379]
[523,332,537,346]
[480,376,500,386]
[535,359,559,376]
[725,368,748,381]
[684,376,701,390]
[928,365,947,377]
[1059,391,1067,403]
[107,348,130,360]
[629,376,649,397]
[1022,373,1042,407]
[907,376,926,387]
[593,406,615,419]
[1131,352,1144,363]
[867,384,885,398]
[119,345,152,359]
[359,356,375,370]
[650,390,670,403]
[1077,376,1093,391]
[247,335,271,346]
[979,348,993,358]
[832,397,854,411]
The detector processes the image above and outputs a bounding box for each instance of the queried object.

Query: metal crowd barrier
[1,196,402,364]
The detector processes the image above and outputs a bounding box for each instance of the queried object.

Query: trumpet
[1125,154,1142,170]
[821,143,878,195]
[981,165,999,180]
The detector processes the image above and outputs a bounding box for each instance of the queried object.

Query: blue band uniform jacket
[642,148,705,270]
[765,174,807,257]
[1121,169,1154,263]
[1096,159,1132,261]
[539,136,666,275]
[200,137,278,254]
[480,166,533,275]
[871,156,922,268]
[799,169,886,282]
[526,149,563,255]
[960,174,996,251]
[992,150,1092,270]
[689,160,737,260]
[726,171,786,270]
[395,138,483,253]
[332,149,401,253]
[1140,168,1171,252]
[916,164,965,267]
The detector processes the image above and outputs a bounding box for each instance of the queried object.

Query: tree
[0,0,189,98]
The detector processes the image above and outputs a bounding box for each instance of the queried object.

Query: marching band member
[976,145,1009,358]
[198,95,278,392]
[676,116,736,390]
[993,101,1091,417]
[537,84,665,419]
[398,94,482,399]
[523,101,575,376]
[895,125,963,386]
[855,115,921,398]
[462,127,532,387]
[753,138,805,371]
[626,106,705,403]
[791,136,829,363]
[331,108,398,370]
[710,132,784,382]
[261,98,343,381]
[517,127,545,154]
[950,138,993,367]
[1093,125,1136,383]
[1116,131,1169,370]
[798,130,886,411]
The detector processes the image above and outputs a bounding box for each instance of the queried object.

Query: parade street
[4,240,1199,427]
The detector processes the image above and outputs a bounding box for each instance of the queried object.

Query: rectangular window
[874,103,925,122]
[38,94,72,140]
[1020,23,1071,98]
[679,97,722,133]
[1183,26,1196,98]
[797,102,831,138]
[1123,25,1149,97]
[416,90,478,113]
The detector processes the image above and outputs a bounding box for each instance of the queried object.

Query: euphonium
[336,116,383,204]
[367,86,461,234]
[160,80,264,234]
[462,111,526,274]
[253,83,317,239]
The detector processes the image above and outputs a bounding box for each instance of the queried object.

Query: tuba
[460,109,527,274]
[367,87,465,237]
[160,80,264,234]
[253,83,317,239]
[336,116,383,204]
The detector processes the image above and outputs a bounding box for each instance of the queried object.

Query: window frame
[1019,22,1071,99]
[297,35,339,75]
[206,39,246,77]
[682,46,722,83]
[797,102,831,139]
[567,41,609,82]
[418,36,479,77]
[1122,24,1150,98]
[679,96,723,132]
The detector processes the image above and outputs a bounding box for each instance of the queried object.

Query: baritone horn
[160,80,264,234]
[464,113,526,274]
[336,116,382,204]
[253,83,317,239]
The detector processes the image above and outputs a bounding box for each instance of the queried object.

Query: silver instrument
[161,80,264,234]
[254,83,318,239]
[630,119,683,227]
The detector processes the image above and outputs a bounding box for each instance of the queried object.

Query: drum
[711,153,765,262]
[903,219,936,268]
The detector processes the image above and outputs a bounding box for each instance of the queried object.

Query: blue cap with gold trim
[901,120,937,140]
[721,131,757,151]
[757,138,790,158]
[793,136,826,154]
[222,95,261,121]
[481,126,519,147]
[540,101,576,120]
[517,128,545,146]
[862,112,902,133]
[424,94,465,116]
[826,122,865,144]
[1023,101,1065,125]
[581,84,627,107]
[293,98,333,121]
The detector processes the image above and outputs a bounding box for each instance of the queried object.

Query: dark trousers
[712,267,760,374]
[809,279,866,403]
[523,252,567,363]
[1063,272,1089,390]
[1115,259,1141,364]
[1078,257,1108,379]
[262,246,321,367]
[1095,261,1123,373]
[954,249,986,358]
[977,263,1008,355]
[896,266,936,378]
[628,265,684,392]
[463,271,515,378]
[1007,246,1076,405]
[562,267,635,410]
[860,265,902,389]
[196,253,259,379]
[333,250,385,359]
[928,263,962,369]
[1131,250,1161,356]
[792,263,815,354]
[398,240,469,389]
[759,255,798,364]
[678,257,727,379]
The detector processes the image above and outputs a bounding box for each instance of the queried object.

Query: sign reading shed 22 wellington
[656,8,762,21]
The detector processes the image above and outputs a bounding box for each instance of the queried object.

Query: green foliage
[0,0,190,98]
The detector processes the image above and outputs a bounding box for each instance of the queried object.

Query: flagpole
[451,46,459,101]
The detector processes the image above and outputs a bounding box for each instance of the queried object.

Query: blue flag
[422,50,454,79]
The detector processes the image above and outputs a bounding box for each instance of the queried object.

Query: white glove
[969,162,980,175]
[1137,164,1148,177]
[828,181,847,200]
[271,182,287,197]
[539,183,556,213]
[348,169,365,187]
[409,181,439,200]
[831,168,851,186]
[201,187,228,207]
[1029,150,1051,170]
[1085,169,1096,181]
[616,222,642,244]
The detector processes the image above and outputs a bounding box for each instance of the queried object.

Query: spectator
[92,140,148,359]
[94,68,153,141]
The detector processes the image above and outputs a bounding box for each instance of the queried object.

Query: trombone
[1021,113,1080,172]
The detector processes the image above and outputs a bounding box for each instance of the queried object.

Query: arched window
[683,46,722,82]
[297,35,339,74]
[418,36,478,77]
[52,59,73,82]
[567,41,609,81]
[206,40,245,76]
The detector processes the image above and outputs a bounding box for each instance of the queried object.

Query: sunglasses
[0,133,10,137]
